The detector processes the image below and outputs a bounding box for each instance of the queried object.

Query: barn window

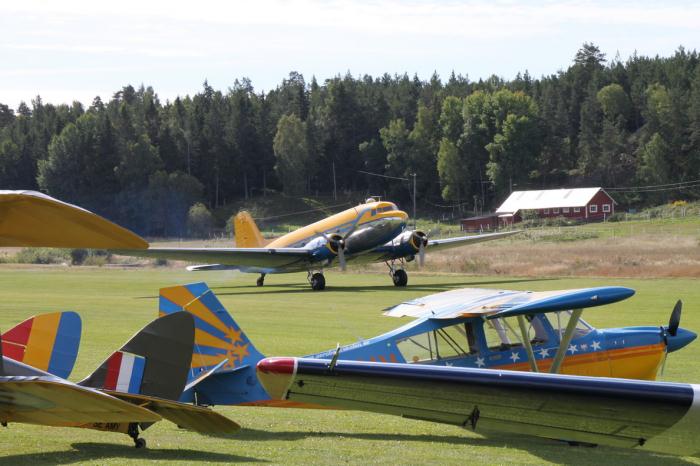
[553,208,560,214]
[563,207,570,213]
[573,207,581,213]
[589,204,598,213]
[543,209,549,214]
[602,204,611,213]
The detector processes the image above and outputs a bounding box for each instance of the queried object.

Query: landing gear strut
[128,422,146,448]
[307,270,326,291]
[256,273,266,287]
[387,260,408,287]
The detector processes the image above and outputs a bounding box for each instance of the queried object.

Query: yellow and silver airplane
[119,198,518,290]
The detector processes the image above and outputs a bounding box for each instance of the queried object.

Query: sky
[1,0,698,109]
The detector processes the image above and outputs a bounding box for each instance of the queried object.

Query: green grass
[1,266,699,465]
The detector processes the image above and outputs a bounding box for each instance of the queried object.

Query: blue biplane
[158,282,695,408]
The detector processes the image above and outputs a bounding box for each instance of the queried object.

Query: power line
[253,201,352,221]
[605,179,700,191]
[357,170,409,182]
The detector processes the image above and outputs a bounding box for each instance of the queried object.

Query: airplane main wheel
[134,438,146,449]
[310,273,326,291]
[392,269,408,287]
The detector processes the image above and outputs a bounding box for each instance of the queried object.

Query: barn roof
[496,187,612,213]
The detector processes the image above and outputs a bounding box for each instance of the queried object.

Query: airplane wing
[256,357,700,456]
[0,190,147,249]
[0,376,161,426]
[383,286,635,319]
[425,230,520,253]
[104,391,240,434]
[114,247,312,271]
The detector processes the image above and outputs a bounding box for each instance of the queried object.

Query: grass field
[1,266,700,465]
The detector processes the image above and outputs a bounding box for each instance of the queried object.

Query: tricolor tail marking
[102,351,146,393]
[1,311,81,379]
[159,282,264,383]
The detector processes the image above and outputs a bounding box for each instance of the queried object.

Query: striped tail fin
[1,311,81,379]
[158,282,265,385]
[79,312,195,401]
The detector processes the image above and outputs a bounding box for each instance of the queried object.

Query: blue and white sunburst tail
[158,282,268,405]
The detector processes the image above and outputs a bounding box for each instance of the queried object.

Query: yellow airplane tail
[234,211,265,248]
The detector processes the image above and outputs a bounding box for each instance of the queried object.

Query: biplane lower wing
[0,377,160,426]
[256,357,700,456]
[105,391,240,434]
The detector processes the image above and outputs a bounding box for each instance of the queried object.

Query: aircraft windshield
[397,323,478,363]
[546,311,594,339]
[483,316,549,351]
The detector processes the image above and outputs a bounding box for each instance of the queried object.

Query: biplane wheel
[392,269,408,287]
[134,437,146,449]
[310,272,326,291]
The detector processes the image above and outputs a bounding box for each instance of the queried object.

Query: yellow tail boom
[234,211,265,248]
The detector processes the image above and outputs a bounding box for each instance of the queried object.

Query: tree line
[1,43,699,235]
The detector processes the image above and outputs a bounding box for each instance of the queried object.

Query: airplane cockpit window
[371,209,377,216]
[397,323,478,363]
[482,316,549,351]
[546,311,593,340]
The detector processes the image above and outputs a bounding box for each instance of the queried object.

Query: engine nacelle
[308,233,345,262]
[380,230,428,258]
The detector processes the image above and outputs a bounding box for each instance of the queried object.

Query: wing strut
[516,315,538,372]
[549,309,583,374]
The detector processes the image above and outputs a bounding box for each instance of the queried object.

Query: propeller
[408,231,429,267]
[317,223,359,272]
[660,299,683,376]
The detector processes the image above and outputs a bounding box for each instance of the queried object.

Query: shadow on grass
[133,277,556,299]
[0,443,263,465]
[236,428,694,464]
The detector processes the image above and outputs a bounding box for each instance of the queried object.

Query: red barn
[495,187,616,224]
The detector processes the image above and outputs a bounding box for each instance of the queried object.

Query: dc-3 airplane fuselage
[117,198,519,290]
[156,283,696,409]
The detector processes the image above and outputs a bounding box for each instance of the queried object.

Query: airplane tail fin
[1,312,81,379]
[79,312,195,401]
[158,282,269,405]
[234,211,264,247]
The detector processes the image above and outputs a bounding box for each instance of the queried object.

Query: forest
[1,43,699,235]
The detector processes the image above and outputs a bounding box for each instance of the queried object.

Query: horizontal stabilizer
[106,391,240,434]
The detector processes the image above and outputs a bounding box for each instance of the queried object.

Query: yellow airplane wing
[0,377,161,426]
[104,391,241,434]
[0,190,147,249]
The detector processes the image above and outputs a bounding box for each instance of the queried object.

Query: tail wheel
[311,272,326,291]
[392,269,408,287]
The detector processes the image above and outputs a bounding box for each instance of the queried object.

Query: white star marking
[445,361,453,367]
[538,348,550,358]
[568,344,578,354]
[475,357,485,368]
[580,343,588,350]
[591,341,601,351]
[510,352,520,362]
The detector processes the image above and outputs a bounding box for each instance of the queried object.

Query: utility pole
[332,162,337,200]
[412,173,417,229]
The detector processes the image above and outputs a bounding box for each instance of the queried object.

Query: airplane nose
[396,210,409,221]
[666,328,697,353]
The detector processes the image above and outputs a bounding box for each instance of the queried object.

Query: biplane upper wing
[114,247,312,270]
[257,357,700,456]
[0,377,161,426]
[384,286,635,319]
[0,190,147,249]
